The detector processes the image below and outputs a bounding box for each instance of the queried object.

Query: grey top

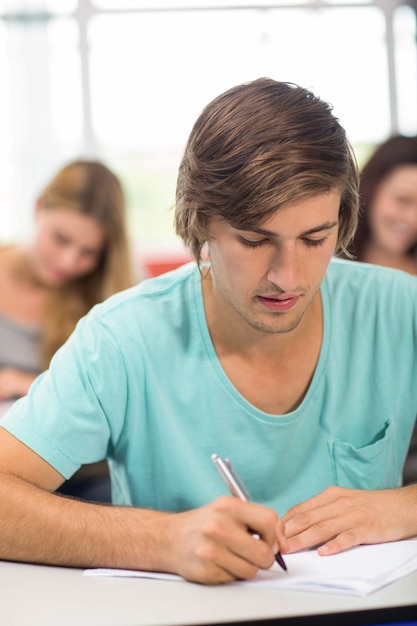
[0,311,41,374]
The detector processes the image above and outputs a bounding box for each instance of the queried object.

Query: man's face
[205,190,341,335]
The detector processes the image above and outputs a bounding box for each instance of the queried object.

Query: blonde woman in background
[0,159,135,398]
[0,159,136,499]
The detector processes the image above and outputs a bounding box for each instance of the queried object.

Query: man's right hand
[166,496,286,584]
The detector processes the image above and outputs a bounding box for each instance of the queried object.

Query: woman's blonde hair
[175,78,359,262]
[40,159,135,366]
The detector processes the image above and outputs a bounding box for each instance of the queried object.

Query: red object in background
[140,250,192,278]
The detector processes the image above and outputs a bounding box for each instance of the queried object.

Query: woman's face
[368,164,417,255]
[29,206,106,287]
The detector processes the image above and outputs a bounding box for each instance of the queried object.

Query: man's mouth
[257,294,300,312]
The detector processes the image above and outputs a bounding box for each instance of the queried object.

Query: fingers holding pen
[237,498,288,569]
[198,501,276,580]
[211,454,288,572]
[169,496,284,584]
[202,497,280,568]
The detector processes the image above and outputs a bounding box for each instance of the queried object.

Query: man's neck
[201,271,323,414]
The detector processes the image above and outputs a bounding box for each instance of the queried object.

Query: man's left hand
[282,484,417,555]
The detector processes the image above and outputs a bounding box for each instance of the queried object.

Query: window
[394,4,417,136]
[0,1,416,255]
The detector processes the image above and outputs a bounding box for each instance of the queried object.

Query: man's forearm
[0,474,174,571]
[0,476,284,584]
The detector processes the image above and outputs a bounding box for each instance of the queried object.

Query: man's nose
[266,245,299,291]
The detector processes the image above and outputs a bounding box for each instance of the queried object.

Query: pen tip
[275,552,288,572]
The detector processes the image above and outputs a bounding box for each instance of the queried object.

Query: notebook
[85,539,417,597]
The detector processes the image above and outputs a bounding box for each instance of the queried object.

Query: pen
[211,453,287,572]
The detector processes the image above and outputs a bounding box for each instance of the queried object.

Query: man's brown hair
[175,78,359,262]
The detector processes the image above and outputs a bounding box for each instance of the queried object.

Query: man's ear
[201,241,210,262]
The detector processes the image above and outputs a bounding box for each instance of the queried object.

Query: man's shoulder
[89,261,199,321]
[324,258,417,323]
[327,257,417,291]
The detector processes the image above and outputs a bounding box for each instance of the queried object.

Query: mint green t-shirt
[2,259,417,516]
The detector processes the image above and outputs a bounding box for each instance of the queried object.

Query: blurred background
[0,0,416,267]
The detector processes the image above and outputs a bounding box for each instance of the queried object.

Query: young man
[0,78,416,585]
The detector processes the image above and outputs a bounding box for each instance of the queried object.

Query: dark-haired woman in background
[341,135,417,484]
[342,135,417,272]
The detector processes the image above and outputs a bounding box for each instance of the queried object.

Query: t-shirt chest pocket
[327,420,401,490]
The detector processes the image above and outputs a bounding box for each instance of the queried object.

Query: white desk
[0,560,415,626]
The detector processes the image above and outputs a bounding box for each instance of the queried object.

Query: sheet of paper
[85,539,417,596]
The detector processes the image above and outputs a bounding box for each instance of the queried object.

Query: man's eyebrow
[251,221,339,237]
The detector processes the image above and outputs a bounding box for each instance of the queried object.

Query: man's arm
[282,485,417,555]
[0,428,284,584]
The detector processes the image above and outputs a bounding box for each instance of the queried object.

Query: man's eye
[239,237,268,248]
[302,237,327,248]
